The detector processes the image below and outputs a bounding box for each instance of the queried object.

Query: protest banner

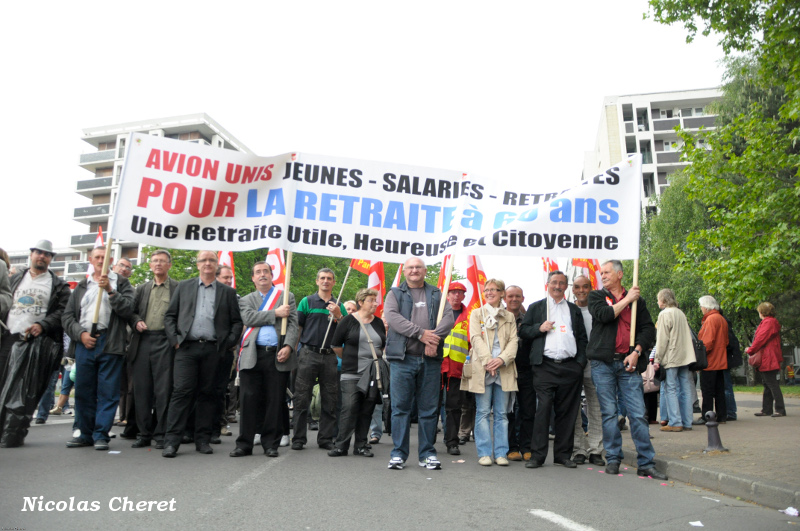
[110,133,642,262]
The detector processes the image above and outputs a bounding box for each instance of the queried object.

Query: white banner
[110,133,642,262]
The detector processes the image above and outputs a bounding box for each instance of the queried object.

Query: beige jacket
[654,307,696,369]
[461,304,518,393]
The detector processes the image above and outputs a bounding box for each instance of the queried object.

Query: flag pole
[279,251,293,346]
[321,265,352,348]
[436,255,455,325]
[90,238,114,338]
[629,258,639,349]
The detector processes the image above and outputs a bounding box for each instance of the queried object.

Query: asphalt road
[1,417,794,530]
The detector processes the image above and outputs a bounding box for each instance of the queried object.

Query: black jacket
[587,288,655,372]
[7,268,71,345]
[519,298,587,369]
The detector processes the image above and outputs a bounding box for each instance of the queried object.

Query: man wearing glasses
[384,257,453,471]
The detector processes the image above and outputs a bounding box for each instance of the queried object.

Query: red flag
[217,251,236,288]
[391,264,403,288]
[266,248,286,290]
[462,255,486,324]
[350,258,371,275]
[541,257,559,291]
[437,254,453,292]
[86,227,105,278]
[572,258,602,289]
[367,262,386,318]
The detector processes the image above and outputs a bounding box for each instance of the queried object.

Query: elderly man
[63,246,135,450]
[0,240,70,446]
[161,250,243,458]
[504,285,531,461]
[695,296,729,425]
[571,275,605,466]
[230,261,298,457]
[587,260,664,479]
[384,257,453,470]
[520,271,587,469]
[128,250,176,449]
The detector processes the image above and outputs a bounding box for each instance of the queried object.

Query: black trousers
[760,369,786,415]
[700,369,727,422]
[335,378,376,452]
[132,331,173,440]
[212,349,234,436]
[531,357,583,463]
[514,366,537,454]
[164,341,218,449]
[236,347,289,452]
[439,375,463,448]
[292,347,339,446]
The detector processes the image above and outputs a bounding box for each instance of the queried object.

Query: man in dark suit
[128,250,176,450]
[230,261,298,458]
[161,250,243,458]
[519,270,587,469]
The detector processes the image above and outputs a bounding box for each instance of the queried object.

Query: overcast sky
[0,1,725,296]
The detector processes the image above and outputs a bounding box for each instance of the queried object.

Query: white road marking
[227,459,278,493]
[529,509,597,531]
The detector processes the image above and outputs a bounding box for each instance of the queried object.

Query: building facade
[582,88,721,213]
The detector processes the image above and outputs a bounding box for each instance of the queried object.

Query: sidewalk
[620,391,800,510]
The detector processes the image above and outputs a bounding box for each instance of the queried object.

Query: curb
[621,454,800,510]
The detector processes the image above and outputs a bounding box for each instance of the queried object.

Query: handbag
[688,328,708,372]
[748,350,762,369]
[356,316,389,402]
[642,363,659,393]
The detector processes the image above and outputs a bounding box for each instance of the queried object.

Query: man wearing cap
[439,281,470,456]
[0,240,71,447]
[112,257,135,432]
[62,246,135,451]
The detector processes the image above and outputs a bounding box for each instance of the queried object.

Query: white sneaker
[419,456,442,470]
[388,457,405,470]
[73,429,81,438]
[280,435,290,447]
[254,434,261,445]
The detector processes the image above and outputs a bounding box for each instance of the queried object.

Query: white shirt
[79,272,119,332]
[543,296,577,361]
[8,271,52,334]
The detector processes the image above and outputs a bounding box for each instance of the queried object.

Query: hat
[30,240,55,256]
[448,281,467,292]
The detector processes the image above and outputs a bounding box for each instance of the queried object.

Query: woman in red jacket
[746,302,786,417]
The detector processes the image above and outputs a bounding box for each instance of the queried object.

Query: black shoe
[355,447,374,457]
[35,418,46,425]
[131,438,151,448]
[328,447,348,457]
[589,454,606,466]
[210,436,222,445]
[637,467,668,480]
[573,454,587,465]
[66,437,93,448]
[229,447,251,457]
[265,448,279,457]
[617,416,627,431]
[291,441,304,450]
[181,435,194,444]
[725,416,737,421]
[692,417,706,425]
[458,436,468,445]
[525,460,544,469]
[319,442,334,450]
[554,458,577,468]
[308,420,319,431]
[447,446,461,456]
[605,462,620,475]
[119,432,137,440]
[162,446,177,458]
[155,440,165,450]
[196,443,214,454]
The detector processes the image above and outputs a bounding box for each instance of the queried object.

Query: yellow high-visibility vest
[443,319,469,364]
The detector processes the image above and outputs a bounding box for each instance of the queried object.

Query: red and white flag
[218,251,236,288]
[463,255,486,323]
[542,256,559,291]
[572,258,602,289]
[86,226,105,278]
[367,262,386,318]
[437,254,453,292]
[391,264,403,288]
[266,248,286,290]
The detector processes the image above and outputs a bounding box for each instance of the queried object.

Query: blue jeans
[36,369,60,421]
[370,402,383,440]
[664,366,694,428]
[591,360,655,468]
[474,382,510,459]
[74,335,124,443]
[723,369,737,419]
[389,355,441,462]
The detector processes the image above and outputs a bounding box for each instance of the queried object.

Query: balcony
[656,151,683,164]
[79,149,117,172]
[73,204,110,223]
[67,262,89,275]
[653,118,681,132]
[76,177,113,198]
[683,116,716,129]
[71,233,102,248]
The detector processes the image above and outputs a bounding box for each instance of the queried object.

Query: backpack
[724,316,742,368]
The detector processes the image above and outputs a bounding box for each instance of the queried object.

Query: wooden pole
[630,258,639,348]
[280,251,293,336]
[90,238,113,338]
[436,255,455,325]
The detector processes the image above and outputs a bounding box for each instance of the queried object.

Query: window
[695,107,705,116]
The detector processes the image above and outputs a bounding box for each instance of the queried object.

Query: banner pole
[630,258,639,348]
[90,238,114,338]
[436,255,455,325]
[280,251,293,343]
[321,265,352,349]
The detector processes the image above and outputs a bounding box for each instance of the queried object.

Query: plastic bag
[0,335,62,447]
